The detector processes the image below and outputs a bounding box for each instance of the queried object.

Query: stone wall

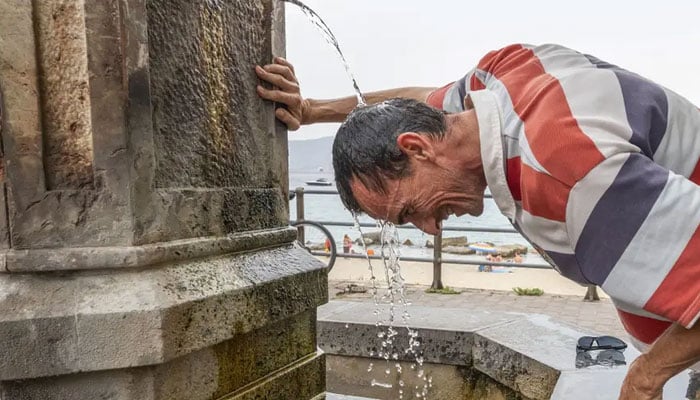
[0,0,326,399]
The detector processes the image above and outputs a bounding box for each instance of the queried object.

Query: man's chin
[467,203,485,217]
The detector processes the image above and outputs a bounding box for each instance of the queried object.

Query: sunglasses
[576,335,627,352]
[576,349,626,368]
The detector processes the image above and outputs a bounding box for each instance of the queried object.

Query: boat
[305,178,333,187]
[468,243,498,254]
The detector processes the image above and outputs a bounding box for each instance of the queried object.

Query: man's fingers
[255,66,298,93]
[257,85,302,108]
[262,64,298,85]
[274,56,295,74]
[275,107,301,131]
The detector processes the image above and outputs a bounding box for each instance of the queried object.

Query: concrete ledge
[0,245,327,380]
[1,227,296,272]
[318,301,692,400]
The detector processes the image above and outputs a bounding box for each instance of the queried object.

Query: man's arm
[255,57,436,129]
[620,322,700,399]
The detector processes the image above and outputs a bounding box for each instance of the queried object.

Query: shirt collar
[469,89,517,221]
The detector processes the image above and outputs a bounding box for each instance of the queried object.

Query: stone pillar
[0,1,327,399]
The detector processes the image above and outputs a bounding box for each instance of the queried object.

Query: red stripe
[477,44,605,186]
[689,160,700,185]
[643,223,700,327]
[617,309,671,344]
[520,163,568,221]
[470,74,486,91]
[506,157,522,201]
[425,82,453,110]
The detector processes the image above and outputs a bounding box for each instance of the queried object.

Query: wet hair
[332,98,447,214]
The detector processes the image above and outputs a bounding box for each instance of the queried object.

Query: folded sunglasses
[576,335,627,352]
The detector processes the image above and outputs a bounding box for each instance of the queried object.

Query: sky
[284,0,700,140]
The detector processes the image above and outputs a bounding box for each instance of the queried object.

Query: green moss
[425,286,462,295]
[512,287,544,296]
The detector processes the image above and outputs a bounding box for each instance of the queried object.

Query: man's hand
[619,354,664,400]
[256,57,438,128]
[255,57,309,130]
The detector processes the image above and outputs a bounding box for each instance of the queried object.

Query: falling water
[283,0,428,396]
[353,214,430,399]
[282,0,366,105]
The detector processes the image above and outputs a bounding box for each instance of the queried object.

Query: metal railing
[291,187,599,298]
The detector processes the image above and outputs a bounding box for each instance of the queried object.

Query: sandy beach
[327,256,606,298]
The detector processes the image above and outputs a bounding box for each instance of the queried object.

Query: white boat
[468,243,498,254]
[305,178,333,187]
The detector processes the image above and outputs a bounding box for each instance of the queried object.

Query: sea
[289,171,542,261]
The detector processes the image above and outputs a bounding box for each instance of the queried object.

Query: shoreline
[326,256,606,298]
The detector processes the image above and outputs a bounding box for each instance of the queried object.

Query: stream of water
[282,0,366,106]
[283,0,429,396]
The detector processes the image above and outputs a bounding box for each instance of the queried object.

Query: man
[256,44,700,399]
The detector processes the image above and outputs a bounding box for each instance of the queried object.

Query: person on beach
[342,234,352,254]
[256,44,700,399]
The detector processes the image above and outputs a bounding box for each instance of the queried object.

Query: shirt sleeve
[425,68,483,112]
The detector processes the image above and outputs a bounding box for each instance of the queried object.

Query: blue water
[289,172,533,256]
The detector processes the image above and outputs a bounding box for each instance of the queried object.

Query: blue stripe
[575,154,669,284]
[585,54,669,157]
[546,251,591,285]
[614,71,668,156]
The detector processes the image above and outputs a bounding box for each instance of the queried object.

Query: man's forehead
[349,177,402,220]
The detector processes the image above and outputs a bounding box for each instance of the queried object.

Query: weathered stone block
[147,0,275,190]
[1,311,325,400]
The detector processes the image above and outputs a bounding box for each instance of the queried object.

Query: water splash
[282,0,366,105]
[352,214,430,398]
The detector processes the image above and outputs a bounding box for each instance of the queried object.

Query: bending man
[256,43,700,399]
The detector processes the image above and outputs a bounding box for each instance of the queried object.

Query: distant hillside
[288,136,334,173]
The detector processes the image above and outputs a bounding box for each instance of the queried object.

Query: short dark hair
[332,98,447,214]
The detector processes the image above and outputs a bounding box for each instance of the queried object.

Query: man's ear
[396,132,435,161]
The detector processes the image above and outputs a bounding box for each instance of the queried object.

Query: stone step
[326,394,379,400]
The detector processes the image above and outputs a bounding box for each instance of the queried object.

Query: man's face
[351,153,487,235]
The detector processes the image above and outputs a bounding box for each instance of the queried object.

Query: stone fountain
[0,0,327,398]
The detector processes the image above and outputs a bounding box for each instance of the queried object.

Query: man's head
[332,98,487,234]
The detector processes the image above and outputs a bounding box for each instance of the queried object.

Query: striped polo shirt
[426,43,700,345]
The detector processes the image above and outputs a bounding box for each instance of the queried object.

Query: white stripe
[532,45,639,157]
[516,209,572,254]
[475,69,549,174]
[654,88,700,178]
[602,171,700,309]
[504,136,520,159]
[441,72,469,113]
[566,153,629,247]
[610,298,671,322]
[689,310,700,328]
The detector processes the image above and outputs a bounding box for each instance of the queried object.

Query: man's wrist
[302,98,317,125]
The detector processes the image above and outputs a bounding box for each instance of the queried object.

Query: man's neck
[445,110,482,170]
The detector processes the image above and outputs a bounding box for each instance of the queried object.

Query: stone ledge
[318,301,519,367]
[318,301,693,400]
[0,245,327,380]
[1,227,296,272]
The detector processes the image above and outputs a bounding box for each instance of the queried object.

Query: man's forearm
[635,322,700,390]
[305,87,437,124]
